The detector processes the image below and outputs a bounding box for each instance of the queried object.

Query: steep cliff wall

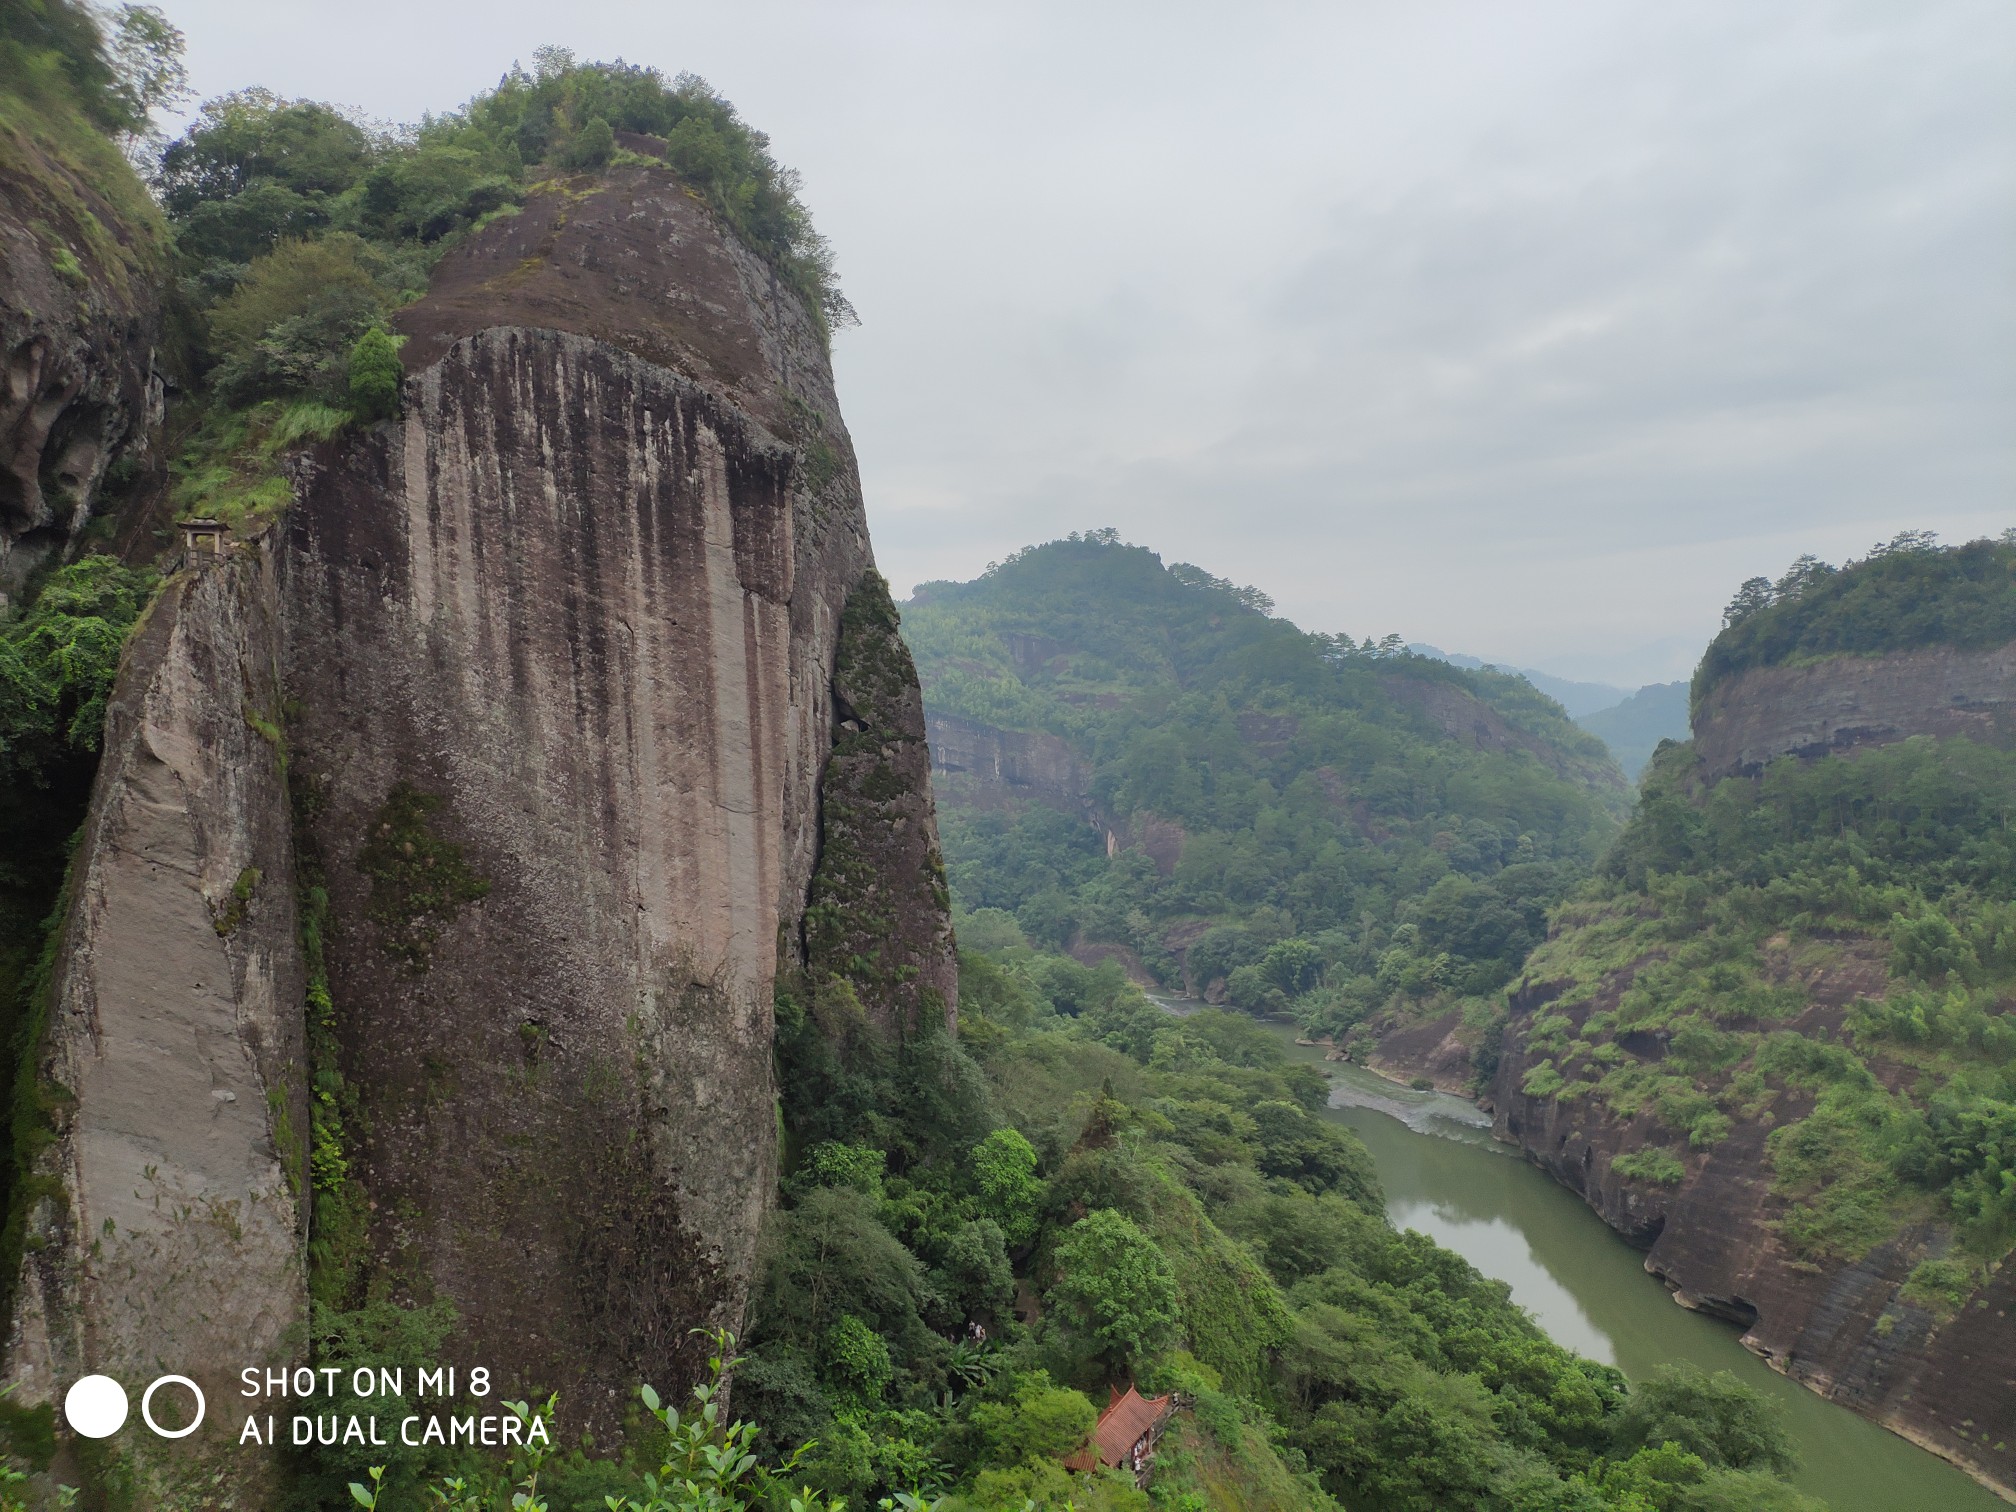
[925,712,1095,816]
[1693,642,2016,778]
[1378,671,1628,800]
[1491,972,2016,1497]
[0,110,165,604]
[276,164,951,1422]
[3,541,306,1503]
[0,148,955,1486]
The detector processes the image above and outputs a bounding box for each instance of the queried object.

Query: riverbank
[1275,1030,2012,1512]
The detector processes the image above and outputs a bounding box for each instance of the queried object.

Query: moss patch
[357,783,490,972]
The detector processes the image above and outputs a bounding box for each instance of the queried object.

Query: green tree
[969,1127,1042,1246]
[1609,1364,1796,1476]
[564,113,614,169]
[207,234,389,402]
[0,557,156,783]
[346,326,402,421]
[967,1372,1098,1468]
[1047,1208,1181,1368]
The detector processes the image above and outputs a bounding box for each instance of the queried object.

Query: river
[1259,1026,2008,1512]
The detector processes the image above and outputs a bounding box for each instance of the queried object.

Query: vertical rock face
[1691,642,2016,778]
[4,543,306,1502]
[0,134,164,606]
[1,156,956,1483]
[274,167,954,1422]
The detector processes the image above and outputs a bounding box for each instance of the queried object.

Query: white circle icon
[63,1375,128,1438]
[140,1375,205,1439]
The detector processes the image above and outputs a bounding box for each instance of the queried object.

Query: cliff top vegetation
[1694,531,2016,707]
[144,45,849,533]
[0,0,182,298]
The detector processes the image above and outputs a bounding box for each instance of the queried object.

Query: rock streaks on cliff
[1693,642,2016,778]
[6,541,305,1501]
[2,157,957,1467]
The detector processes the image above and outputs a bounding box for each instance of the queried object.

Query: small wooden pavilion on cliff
[1063,1384,1179,1487]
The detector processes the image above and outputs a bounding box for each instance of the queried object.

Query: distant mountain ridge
[1409,644,1689,779]
[1408,643,1628,717]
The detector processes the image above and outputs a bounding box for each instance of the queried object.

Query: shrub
[1613,1148,1686,1186]
[346,326,402,421]
[563,114,614,169]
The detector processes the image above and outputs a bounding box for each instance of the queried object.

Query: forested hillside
[1493,534,2016,1495]
[905,533,1625,1046]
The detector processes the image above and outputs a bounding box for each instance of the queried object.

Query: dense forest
[905,533,1625,1052]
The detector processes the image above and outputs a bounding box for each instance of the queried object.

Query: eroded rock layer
[1693,642,2016,778]
[2,159,957,1473]
[5,541,306,1503]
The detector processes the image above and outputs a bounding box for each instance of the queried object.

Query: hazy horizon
[155,0,2015,685]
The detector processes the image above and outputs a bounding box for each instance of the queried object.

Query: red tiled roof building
[1063,1385,1178,1486]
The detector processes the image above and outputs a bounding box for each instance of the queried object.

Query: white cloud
[160,0,2016,683]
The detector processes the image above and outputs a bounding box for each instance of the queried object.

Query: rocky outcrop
[0,124,165,605]
[273,164,948,1428]
[1492,974,2016,1497]
[1693,643,2016,778]
[1,155,956,1475]
[3,541,306,1504]
[926,712,1095,815]
[806,573,959,1033]
[1363,1009,1474,1096]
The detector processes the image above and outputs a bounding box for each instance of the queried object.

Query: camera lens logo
[62,1374,206,1439]
[62,1376,126,1439]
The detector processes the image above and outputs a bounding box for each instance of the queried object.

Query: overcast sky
[160,0,2014,685]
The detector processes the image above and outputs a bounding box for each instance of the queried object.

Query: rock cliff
[1491,972,2016,1497]
[925,712,1095,816]
[1,156,956,1478]
[6,540,306,1504]
[0,117,165,606]
[1487,629,2016,1499]
[1693,642,2016,778]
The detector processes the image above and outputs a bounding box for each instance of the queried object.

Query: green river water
[1264,1029,2008,1512]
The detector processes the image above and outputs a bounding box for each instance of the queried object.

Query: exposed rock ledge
[1693,642,2016,779]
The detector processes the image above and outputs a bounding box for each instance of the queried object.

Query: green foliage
[969,1127,1042,1247]
[562,113,614,169]
[1609,1364,1797,1476]
[286,1298,461,1505]
[346,326,403,420]
[967,1371,1098,1468]
[1612,1148,1686,1186]
[206,233,402,404]
[753,929,1823,1510]
[1697,534,2016,704]
[800,1140,887,1197]
[0,557,155,784]
[1049,1208,1183,1368]
[0,0,184,134]
[1524,725,2016,1270]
